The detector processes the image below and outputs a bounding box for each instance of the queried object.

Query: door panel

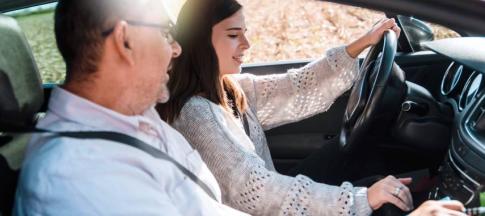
[242,60,349,173]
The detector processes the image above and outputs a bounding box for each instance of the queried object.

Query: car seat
[0,14,43,215]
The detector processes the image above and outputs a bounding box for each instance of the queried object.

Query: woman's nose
[240,36,251,50]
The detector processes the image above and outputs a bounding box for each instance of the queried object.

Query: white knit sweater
[171,46,373,216]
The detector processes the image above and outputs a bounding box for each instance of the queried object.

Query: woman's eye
[228,35,238,38]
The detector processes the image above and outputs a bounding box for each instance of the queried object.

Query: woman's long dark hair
[157,0,248,123]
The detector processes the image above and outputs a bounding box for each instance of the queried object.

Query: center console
[431,85,485,209]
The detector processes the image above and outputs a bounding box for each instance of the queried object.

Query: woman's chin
[235,64,243,73]
[221,68,242,75]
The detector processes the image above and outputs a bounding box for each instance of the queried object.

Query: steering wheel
[339,30,402,152]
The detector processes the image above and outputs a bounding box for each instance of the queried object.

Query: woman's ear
[112,21,135,66]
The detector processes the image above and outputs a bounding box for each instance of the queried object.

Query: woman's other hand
[345,18,401,58]
[367,175,414,211]
[409,200,467,216]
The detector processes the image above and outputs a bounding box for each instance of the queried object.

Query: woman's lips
[233,56,243,64]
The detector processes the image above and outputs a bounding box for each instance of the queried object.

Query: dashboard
[423,37,485,207]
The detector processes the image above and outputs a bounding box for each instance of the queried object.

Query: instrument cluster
[441,62,484,111]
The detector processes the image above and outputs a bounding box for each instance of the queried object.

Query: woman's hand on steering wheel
[346,18,401,58]
[367,175,414,212]
[365,18,401,46]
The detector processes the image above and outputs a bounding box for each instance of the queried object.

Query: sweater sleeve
[233,46,359,130]
[172,99,372,216]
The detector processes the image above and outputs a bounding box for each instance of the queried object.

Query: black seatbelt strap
[15,129,218,201]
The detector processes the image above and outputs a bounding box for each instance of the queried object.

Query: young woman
[157,0,412,215]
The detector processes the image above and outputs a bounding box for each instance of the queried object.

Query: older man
[14,0,246,215]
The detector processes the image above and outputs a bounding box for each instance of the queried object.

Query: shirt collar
[47,87,163,135]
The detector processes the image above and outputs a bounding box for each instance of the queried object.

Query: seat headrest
[0,15,43,131]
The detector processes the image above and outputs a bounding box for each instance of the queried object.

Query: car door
[239,0,461,174]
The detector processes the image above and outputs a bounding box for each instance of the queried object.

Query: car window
[6,3,64,84]
[6,1,383,83]
[3,1,462,84]
[239,0,385,63]
[429,23,460,40]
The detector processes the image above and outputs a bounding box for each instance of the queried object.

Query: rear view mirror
[397,15,434,51]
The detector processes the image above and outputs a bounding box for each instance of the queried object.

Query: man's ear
[112,21,135,66]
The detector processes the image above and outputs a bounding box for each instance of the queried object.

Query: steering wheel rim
[339,30,398,152]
